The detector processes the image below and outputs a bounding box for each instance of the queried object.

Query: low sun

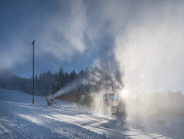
[121,90,128,97]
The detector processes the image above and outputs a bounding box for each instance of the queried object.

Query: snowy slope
[0,87,183,139]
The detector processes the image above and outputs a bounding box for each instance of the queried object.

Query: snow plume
[52,59,121,115]
[112,1,184,119]
[120,91,184,120]
[114,1,184,94]
[87,59,121,114]
[53,81,81,98]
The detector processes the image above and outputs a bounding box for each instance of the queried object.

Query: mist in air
[113,1,184,94]
[48,1,184,119]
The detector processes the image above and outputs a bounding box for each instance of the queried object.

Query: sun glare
[121,90,128,97]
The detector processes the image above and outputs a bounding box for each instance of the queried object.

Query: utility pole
[31,40,35,104]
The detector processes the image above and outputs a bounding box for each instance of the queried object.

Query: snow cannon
[46,95,57,106]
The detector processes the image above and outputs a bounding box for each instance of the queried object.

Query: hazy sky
[0,0,114,77]
[1,0,184,94]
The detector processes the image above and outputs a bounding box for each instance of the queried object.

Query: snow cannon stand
[46,95,57,106]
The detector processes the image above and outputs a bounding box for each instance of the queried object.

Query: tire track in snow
[0,106,67,139]
[0,100,109,139]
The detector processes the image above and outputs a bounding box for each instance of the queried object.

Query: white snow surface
[0,87,184,139]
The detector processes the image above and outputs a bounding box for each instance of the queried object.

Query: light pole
[31,40,35,104]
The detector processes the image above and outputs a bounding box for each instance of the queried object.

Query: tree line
[0,67,122,98]
[1,67,184,117]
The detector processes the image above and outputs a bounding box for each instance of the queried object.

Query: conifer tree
[58,68,64,89]
[70,70,78,81]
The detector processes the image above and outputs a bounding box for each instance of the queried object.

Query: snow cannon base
[46,95,57,106]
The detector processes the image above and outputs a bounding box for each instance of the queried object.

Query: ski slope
[0,87,183,139]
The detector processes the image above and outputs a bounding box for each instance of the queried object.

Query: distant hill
[0,68,32,94]
[0,68,14,78]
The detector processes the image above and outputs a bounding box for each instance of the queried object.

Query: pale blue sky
[0,0,116,77]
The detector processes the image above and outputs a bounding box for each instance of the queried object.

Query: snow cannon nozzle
[46,95,57,106]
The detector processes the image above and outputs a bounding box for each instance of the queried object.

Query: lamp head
[31,40,35,45]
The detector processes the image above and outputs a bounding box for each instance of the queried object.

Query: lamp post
[31,40,35,104]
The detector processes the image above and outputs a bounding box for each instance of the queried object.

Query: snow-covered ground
[0,87,183,139]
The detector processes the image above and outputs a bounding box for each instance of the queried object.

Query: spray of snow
[113,1,184,119]
[114,1,184,94]
[49,1,184,119]
[53,83,80,98]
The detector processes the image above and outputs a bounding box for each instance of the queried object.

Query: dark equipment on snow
[46,95,57,106]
